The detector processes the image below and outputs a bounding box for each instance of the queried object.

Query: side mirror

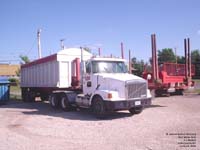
[87,81,92,87]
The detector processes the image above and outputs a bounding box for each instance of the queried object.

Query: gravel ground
[0,95,200,150]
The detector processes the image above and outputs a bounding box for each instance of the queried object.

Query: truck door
[83,61,96,95]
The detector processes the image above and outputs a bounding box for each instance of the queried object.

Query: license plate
[135,101,141,106]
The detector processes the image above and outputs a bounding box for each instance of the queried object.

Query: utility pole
[37,29,42,58]
[98,48,101,56]
[60,39,65,50]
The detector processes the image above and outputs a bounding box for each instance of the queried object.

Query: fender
[89,89,122,105]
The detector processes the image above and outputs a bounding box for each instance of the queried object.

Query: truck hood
[96,73,146,82]
[94,73,147,99]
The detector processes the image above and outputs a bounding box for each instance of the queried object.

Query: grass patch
[10,94,22,100]
[195,89,200,94]
[184,88,200,94]
[10,85,21,100]
[193,79,200,83]
[10,85,21,93]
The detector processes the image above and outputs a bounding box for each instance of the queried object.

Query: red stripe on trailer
[21,54,57,68]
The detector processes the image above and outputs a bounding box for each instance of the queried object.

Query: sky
[1,0,200,64]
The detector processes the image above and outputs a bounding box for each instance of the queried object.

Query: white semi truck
[21,48,151,118]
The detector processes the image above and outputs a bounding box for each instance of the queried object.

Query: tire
[22,88,35,102]
[176,89,183,95]
[129,106,143,115]
[49,94,59,108]
[92,96,106,119]
[60,94,72,111]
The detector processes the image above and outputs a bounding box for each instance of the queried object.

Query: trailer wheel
[92,96,106,119]
[176,89,183,95]
[28,91,36,102]
[60,94,72,111]
[22,89,35,102]
[129,106,143,115]
[22,88,28,102]
[49,94,59,108]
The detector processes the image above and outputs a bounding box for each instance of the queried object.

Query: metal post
[151,34,155,81]
[187,38,191,85]
[153,34,159,80]
[184,39,188,83]
[98,48,101,56]
[121,42,124,59]
[174,47,177,75]
[129,50,132,74]
[37,29,42,58]
[80,47,84,88]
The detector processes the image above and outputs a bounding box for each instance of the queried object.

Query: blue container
[0,77,10,104]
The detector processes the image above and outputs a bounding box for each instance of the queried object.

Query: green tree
[83,47,92,53]
[177,56,185,64]
[19,55,30,64]
[191,49,200,77]
[158,48,176,65]
[16,55,30,77]
[191,50,200,64]
[131,57,146,76]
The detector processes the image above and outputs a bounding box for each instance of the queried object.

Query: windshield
[92,61,128,73]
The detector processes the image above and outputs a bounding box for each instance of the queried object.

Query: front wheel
[92,96,106,119]
[129,106,143,115]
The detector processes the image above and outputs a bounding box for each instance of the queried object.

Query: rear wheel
[92,96,106,119]
[28,91,36,102]
[176,89,183,95]
[60,94,72,111]
[49,94,59,108]
[21,88,35,102]
[129,106,143,115]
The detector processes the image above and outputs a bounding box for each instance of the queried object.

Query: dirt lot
[0,95,200,150]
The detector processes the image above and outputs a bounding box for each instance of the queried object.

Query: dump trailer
[21,48,152,118]
[143,62,195,96]
[142,34,195,97]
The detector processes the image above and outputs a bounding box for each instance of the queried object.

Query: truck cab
[75,57,152,117]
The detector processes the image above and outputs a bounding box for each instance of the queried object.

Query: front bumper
[104,98,151,111]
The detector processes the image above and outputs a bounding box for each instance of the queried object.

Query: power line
[24,37,37,56]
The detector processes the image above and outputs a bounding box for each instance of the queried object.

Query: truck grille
[126,81,147,99]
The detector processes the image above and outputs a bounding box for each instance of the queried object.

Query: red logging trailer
[142,34,195,97]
